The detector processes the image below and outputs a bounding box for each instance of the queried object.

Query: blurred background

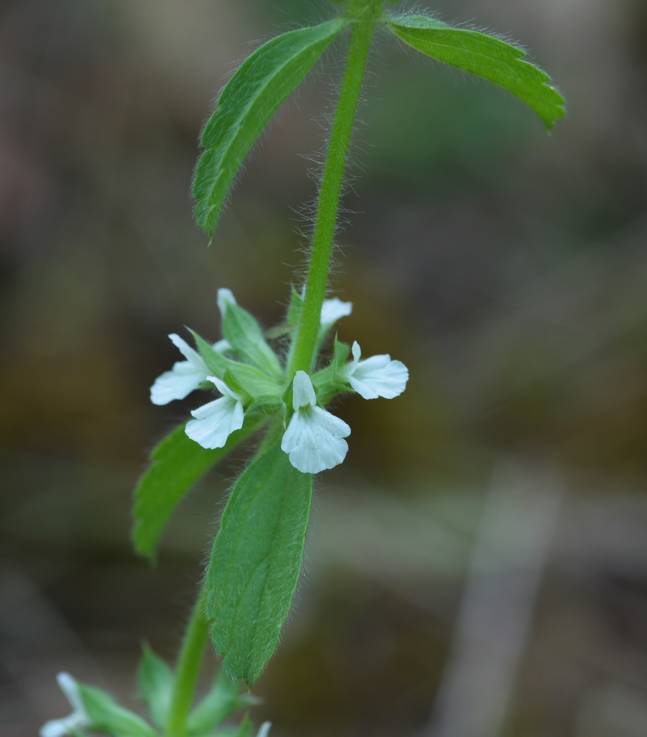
[2,0,647,735]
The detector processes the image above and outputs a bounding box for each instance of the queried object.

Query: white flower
[281,371,350,474]
[213,338,231,353]
[150,334,232,406]
[40,673,89,737]
[257,723,272,737]
[150,334,209,406]
[217,287,237,317]
[320,298,352,328]
[185,376,244,449]
[342,341,409,400]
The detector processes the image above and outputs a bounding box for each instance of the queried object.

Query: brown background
[2,1,647,735]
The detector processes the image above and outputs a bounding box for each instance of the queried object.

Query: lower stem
[165,584,210,737]
[288,13,376,375]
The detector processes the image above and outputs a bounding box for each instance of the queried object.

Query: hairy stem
[166,585,210,737]
[288,9,377,375]
[164,9,380,734]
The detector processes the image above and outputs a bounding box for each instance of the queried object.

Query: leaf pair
[134,438,312,686]
[193,11,565,240]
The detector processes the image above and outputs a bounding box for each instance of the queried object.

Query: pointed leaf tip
[387,14,566,129]
[192,18,347,238]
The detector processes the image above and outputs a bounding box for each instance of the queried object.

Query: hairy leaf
[206,444,312,684]
[193,18,347,236]
[132,418,264,561]
[387,14,565,129]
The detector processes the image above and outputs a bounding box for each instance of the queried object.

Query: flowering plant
[42,1,564,735]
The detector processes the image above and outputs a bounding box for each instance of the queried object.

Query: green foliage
[205,444,312,684]
[78,683,157,737]
[312,336,351,405]
[190,330,229,376]
[220,300,282,377]
[286,286,304,329]
[226,716,254,737]
[120,3,567,733]
[386,14,566,129]
[187,671,258,736]
[190,329,284,405]
[132,419,263,561]
[192,18,347,237]
[137,645,174,728]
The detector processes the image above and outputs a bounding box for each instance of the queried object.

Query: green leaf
[206,444,313,684]
[286,286,304,329]
[265,286,303,340]
[193,18,347,236]
[312,336,350,405]
[137,645,173,728]
[224,362,284,405]
[190,328,284,403]
[220,301,282,377]
[190,329,229,377]
[188,670,258,736]
[387,14,566,129]
[78,684,157,737]
[132,417,264,561]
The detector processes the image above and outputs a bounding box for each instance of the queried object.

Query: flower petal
[320,298,352,327]
[217,288,237,317]
[186,396,244,449]
[57,673,84,715]
[292,370,316,410]
[351,340,361,363]
[350,356,409,400]
[150,362,207,405]
[40,674,88,737]
[169,333,204,368]
[150,334,210,405]
[281,405,350,474]
[213,338,231,353]
[206,375,241,402]
[257,723,272,737]
[40,714,87,737]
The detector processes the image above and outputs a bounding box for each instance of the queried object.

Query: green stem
[166,584,210,737]
[164,9,380,735]
[288,9,378,375]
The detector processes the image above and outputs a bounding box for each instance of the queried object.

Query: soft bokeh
[2,1,647,735]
